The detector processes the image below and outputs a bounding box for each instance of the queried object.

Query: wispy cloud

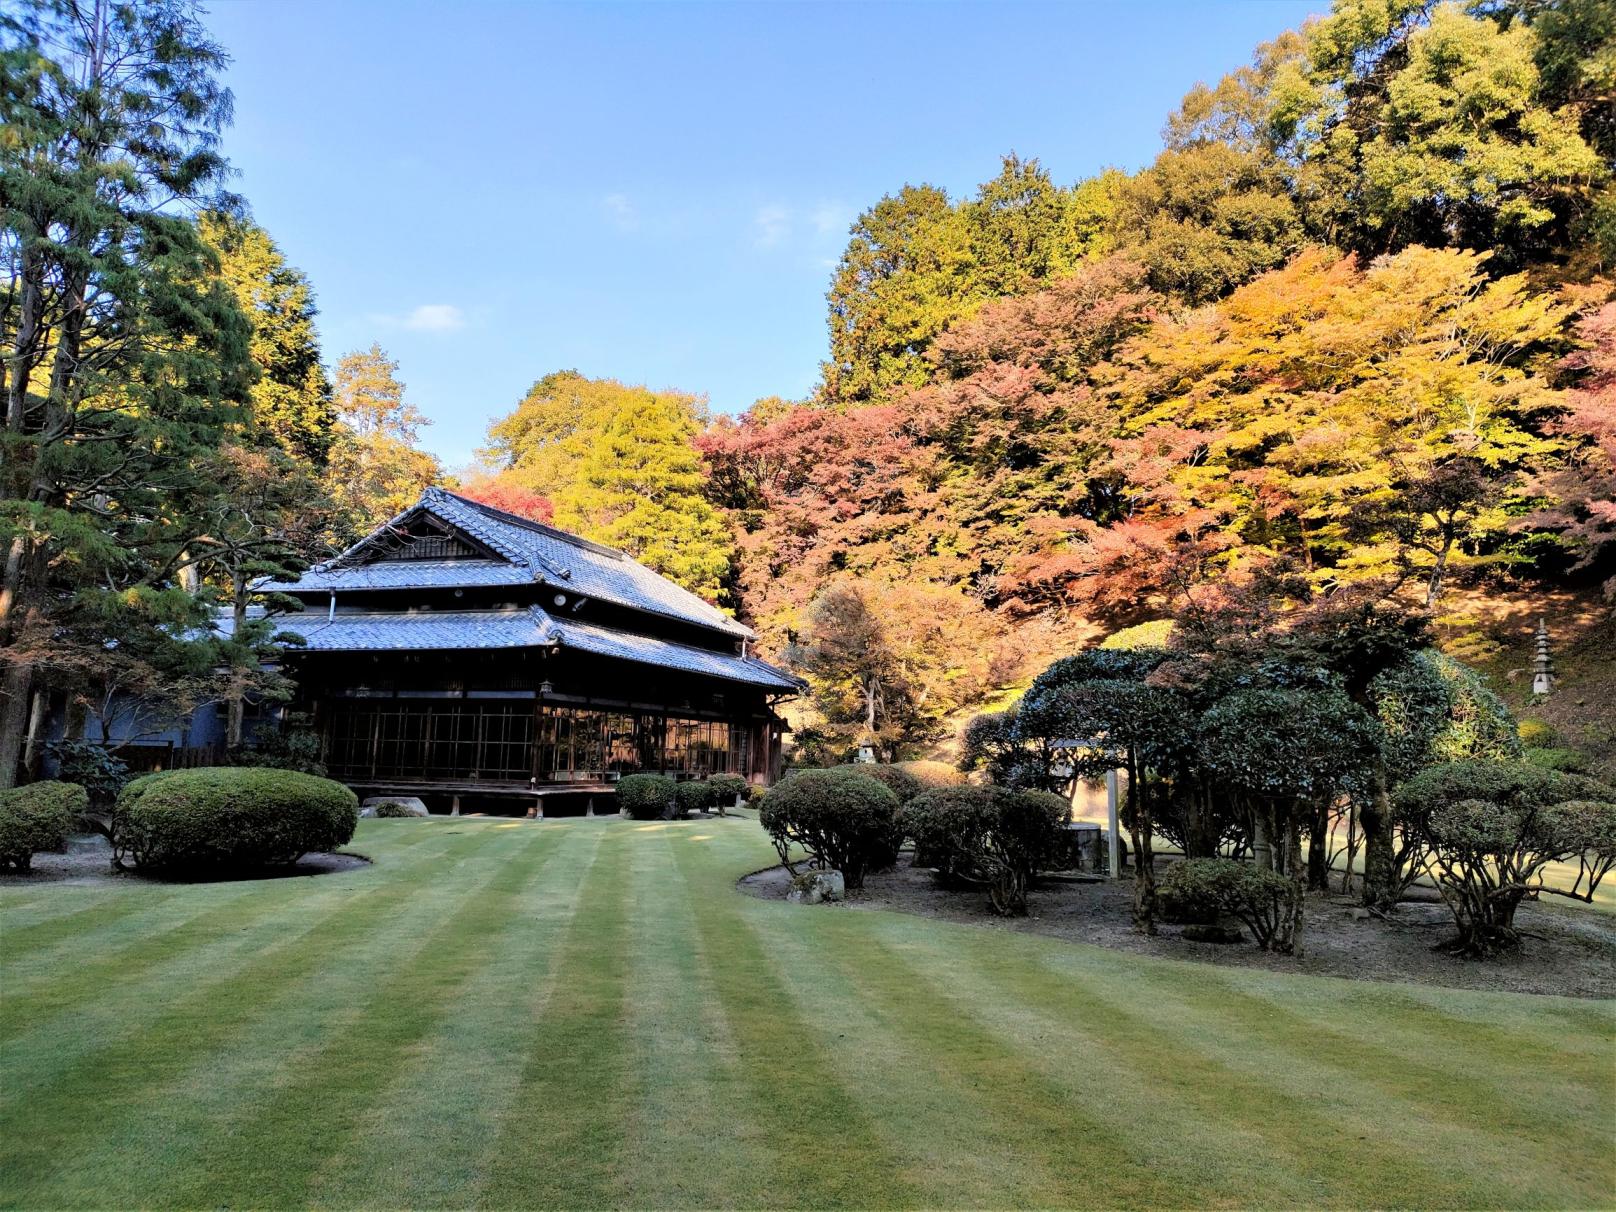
[752,204,791,248]
[602,192,639,231]
[402,304,465,332]
[368,303,467,333]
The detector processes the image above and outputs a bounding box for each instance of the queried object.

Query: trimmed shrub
[617,773,676,820]
[114,767,358,873]
[373,800,422,818]
[1395,760,1616,954]
[903,786,1069,914]
[1523,746,1590,773]
[674,779,715,818]
[980,789,1069,915]
[894,760,965,789]
[234,726,327,777]
[706,774,750,813]
[44,741,128,811]
[0,781,85,871]
[758,768,898,889]
[1159,859,1294,950]
[830,763,921,805]
[904,786,998,881]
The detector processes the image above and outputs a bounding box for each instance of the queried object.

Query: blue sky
[206,0,1324,469]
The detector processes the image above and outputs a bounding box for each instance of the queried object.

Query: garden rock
[360,796,429,818]
[787,869,845,904]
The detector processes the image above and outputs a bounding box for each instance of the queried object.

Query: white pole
[1106,768,1121,879]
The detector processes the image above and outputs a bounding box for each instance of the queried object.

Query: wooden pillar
[1106,769,1121,880]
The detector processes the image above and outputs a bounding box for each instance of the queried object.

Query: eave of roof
[274,605,802,692]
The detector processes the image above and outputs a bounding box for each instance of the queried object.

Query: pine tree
[199,211,334,464]
[325,344,441,541]
[568,390,733,600]
[0,0,253,785]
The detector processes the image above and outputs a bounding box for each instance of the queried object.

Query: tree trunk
[1129,757,1156,935]
[1342,802,1358,896]
[1252,802,1273,872]
[0,664,33,789]
[1307,800,1330,892]
[1286,814,1306,958]
[21,688,47,781]
[1360,759,1398,910]
[226,571,248,749]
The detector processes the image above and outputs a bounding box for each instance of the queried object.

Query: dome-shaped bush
[114,767,357,873]
[0,781,85,871]
[617,773,676,820]
[829,763,921,804]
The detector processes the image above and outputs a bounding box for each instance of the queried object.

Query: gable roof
[271,487,751,640]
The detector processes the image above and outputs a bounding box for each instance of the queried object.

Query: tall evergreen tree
[487,371,733,599]
[821,184,977,405]
[325,344,441,541]
[0,0,253,786]
[199,211,334,464]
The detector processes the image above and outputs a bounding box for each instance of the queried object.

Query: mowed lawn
[2,817,1612,1210]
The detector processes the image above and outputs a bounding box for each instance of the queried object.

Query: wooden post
[1106,768,1121,880]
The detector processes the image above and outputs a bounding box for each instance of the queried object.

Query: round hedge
[114,767,358,873]
[706,774,750,807]
[828,763,922,805]
[0,781,85,871]
[617,773,676,820]
[758,768,898,889]
[673,779,714,817]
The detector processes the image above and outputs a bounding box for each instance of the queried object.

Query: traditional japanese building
[263,487,800,812]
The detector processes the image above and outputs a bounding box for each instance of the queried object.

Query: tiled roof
[275,604,801,691]
[544,618,803,692]
[271,488,750,639]
[277,608,549,651]
[278,559,532,591]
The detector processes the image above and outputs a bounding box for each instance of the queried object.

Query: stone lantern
[1531,618,1555,696]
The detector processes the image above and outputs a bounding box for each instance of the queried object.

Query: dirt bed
[742,854,1616,999]
[0,834,370,887]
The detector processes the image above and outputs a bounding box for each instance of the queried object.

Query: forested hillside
[5,0,1613,781]
[680,0,1614,760]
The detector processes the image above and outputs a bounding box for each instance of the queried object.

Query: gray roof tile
[271,489,750,639]
[275,604,800,690]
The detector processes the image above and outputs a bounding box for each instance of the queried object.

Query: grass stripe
[1117,960,1616,1158]
[0,823,467,1087]
[474,824,637,1209]
[0,828,495,1205]
[670,830,922,1210]
[614,824,783,1207]
[147,824,559,1209]
[0,890,179,955]
[305,823,609,1209]
[11,830,510,1209]
[910,919,1599,1209]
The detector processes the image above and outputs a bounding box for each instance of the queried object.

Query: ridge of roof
[425,487,624,560]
